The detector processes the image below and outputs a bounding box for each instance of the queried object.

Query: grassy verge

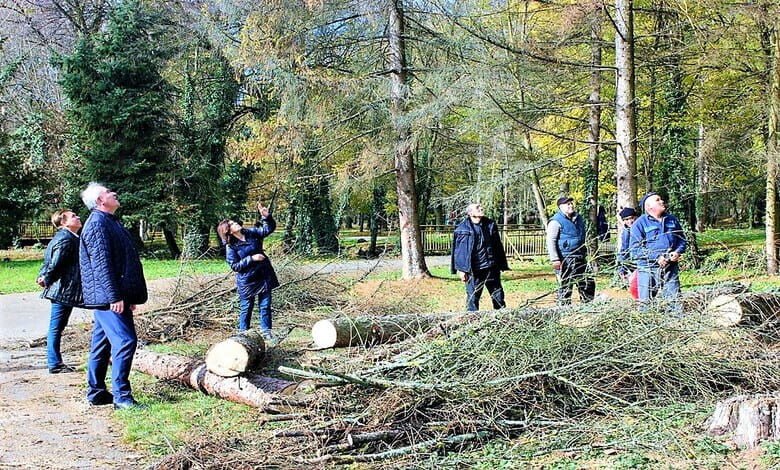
[0,258,227,294]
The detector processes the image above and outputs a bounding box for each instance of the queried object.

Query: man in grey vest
[546,197,595,305]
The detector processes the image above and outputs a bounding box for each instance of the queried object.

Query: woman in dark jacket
[37,209,84,373]
[217,202,279,337]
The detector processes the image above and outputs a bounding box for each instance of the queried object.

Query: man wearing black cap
[616,207,638,282]
[629,192,687,308]
[546,197,595,305]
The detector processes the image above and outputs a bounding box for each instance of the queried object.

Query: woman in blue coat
[217,202,279,337]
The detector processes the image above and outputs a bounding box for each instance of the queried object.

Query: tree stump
[205,330,266,377]
[706,394,780,448]
[706,293,780,327]
[133,349,296,409]
[311,314,442,349]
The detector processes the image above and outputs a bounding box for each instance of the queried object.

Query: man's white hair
[81,182,107,210]
[465,203,480,216]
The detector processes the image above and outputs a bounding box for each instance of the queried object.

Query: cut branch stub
[311,314,442,349]
[205,329,266,377]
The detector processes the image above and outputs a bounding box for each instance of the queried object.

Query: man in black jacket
[451,203,509,311]
[37,209,83,373]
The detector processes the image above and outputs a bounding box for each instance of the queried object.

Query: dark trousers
[557,257,595,305]
[466,268,506,311]
[86,307,137,405]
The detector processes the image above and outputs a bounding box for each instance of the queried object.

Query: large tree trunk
[706,292,780,327]
[707,394,780,449]
[388,0,429,279]
[162,227,181,259]
[680,282,749,314]
[133,349,297,408]
[767,23,780,275]
[205,330,266,377]
[615,0,638,211]
[586,3,603,255]
[695,123,710,232]
[311,314,445,349]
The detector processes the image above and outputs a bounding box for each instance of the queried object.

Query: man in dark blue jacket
[451,203,509,311]
[629,192,686,309]
[80,182,148,410]
[37,209,84,373]
[546,197,595,305]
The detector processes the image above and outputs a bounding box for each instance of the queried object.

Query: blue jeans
[238,290,272,332]
[637,263,681,312]
[47,302,73,369]
[86,307,138,405]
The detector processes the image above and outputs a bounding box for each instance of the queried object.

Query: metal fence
[421,224,617,258]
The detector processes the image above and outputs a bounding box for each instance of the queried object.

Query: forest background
[2,0,780,276]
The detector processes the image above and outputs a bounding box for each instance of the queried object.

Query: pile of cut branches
[269,302,780,464]
[136,257,349,342]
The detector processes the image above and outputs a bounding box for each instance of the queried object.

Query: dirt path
[0,346,143,469]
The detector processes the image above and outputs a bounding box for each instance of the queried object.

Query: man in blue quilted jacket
[79,182,148,410]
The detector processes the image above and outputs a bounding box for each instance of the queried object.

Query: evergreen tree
[57,0,171,232]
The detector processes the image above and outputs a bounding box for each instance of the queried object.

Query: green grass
[0,258,228,294]
[117,373,258,457]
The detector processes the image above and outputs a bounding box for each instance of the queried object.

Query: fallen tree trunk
[706,394,780,448]
[133,349,297,408]
[205,329,266,377]
[311,314,445,349]
[681,282,750,313]
[705,293,780,327]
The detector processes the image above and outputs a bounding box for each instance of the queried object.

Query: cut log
[205,330,266,377]
[133,349,297,409]
[706,293,780,327]
[680,282,750,313]
[311,314,443,349]
[706,394,780,448]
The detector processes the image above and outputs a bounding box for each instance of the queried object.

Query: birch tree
[614,0,637,210]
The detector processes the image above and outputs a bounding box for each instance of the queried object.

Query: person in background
[546,196,595,305]
[217,202,279,338]
[80,182,148,410]
[616,207,638,284]
[451,203,509,311]
[629,192,687,309]
[37,209,84,374]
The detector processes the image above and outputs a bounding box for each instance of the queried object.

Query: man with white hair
[451,203,509,311]
[79,182,147,410]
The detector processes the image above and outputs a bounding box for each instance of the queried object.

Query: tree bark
[695,123,709,232]
[680,282,749,313]
[615,0,638,211]
[205,329,266,377]
[767,23,780,275]
[162,227,181,259]
[707,394,780,449]
[311,314,444,349]
[705,292,780,327]
[586,3,603,255]
[388,0,429,279]
[133,349,297,408]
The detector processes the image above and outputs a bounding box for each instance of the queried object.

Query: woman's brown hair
[217,219,232,244]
